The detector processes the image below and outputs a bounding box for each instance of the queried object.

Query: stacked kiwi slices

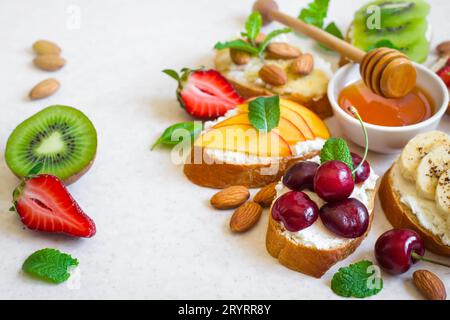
[351,0,430,63]
[5,105,97,184]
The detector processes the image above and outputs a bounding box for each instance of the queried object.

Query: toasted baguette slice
[184,146,319,189]
[214,49,333,119]
[379,165,450,257]
[266,189,376,278]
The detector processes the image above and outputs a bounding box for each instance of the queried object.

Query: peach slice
[195,124,292,157]
[213,114,305,144]
[280,99,330,139]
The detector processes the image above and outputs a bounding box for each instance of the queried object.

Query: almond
[259,64,287,86]
[413,270,447,300]
[291,53,314,76]
[29,78,60,100]
[33,54,66,71]
[210,186,250,210]
[436,41,450,56]
[253,182,277,208]
[230,202,263,232]
[266,42,301,60]
[32,40,61,55]
[230,49,251,65]
[255,33,266,45]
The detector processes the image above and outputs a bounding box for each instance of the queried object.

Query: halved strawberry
[12,174,96,238]
[437,64,450,88]
[163,68,244,119]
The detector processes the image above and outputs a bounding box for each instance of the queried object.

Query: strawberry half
[437,64,450,88]
[12,174,96,238]
[163,68,244,119]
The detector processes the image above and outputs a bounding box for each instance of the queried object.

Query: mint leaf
[27,162,44,176]
[22,248,78,284]
[151,121,203,150]
[245,12,263,43]
[368,39,400,51]
[214,40,259,55]
[258,28,292,53]
[299,0,330,29]
[248,96,280,132]
[331,260,383,298]
[320,137,354,171]
[320,22,344,51]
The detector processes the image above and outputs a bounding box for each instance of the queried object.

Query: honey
[338,81,434,127]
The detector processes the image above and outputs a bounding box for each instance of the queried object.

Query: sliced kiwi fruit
[5,105,97,183]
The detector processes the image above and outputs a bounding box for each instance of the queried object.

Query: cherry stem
[411,252,450,268]
[348,106,368,174]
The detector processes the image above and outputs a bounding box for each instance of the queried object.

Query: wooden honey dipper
[253,0,417,99]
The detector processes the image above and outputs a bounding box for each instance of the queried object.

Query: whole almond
[291,53,314,76]
[32,40,61,55]
[210,186,250,210]
[253,182,277,208]
[266,42,301,60]
[230,202,263,232]
[230,49,251,65]
[255,33,266,45]
[436,41,450,56]
[413,270,447,300]
[259,65,287,86]
[29,78,60,100]
[33,54,66,71]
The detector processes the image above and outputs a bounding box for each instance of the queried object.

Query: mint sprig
[22,248,78,284]
[151,121,203,150]
[331,260,383,298]
[214,12,291,57]
[248,96,280,132]
[320,137,354,171]
[368,39,401,51]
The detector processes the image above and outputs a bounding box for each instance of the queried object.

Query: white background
[0,0,448,299]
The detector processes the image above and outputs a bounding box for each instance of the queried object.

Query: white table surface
[0,0,449,300]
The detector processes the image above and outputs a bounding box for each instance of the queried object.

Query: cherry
[313,160,355,202]
[282,161,319,191]
[375,229,450,274]
[351,152,370,184]
[272,191,319,232]
[320,198,369,238]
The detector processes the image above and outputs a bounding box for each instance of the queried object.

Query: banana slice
[399,131,450,181]
[416,145,450,200]
[436,169,450,215]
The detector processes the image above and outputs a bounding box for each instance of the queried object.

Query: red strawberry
[437,64,450,88]
[163,68,244,119]
[12,174,96,238]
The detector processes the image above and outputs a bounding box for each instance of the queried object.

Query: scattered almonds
[33,54,66,71]
[436,41,450,57]
[253,182,277,208]
[255,33,266,45]
[210,186,250,210]
[230,49,251,65]
[230,202,263,233]
[32,40,61,55]
[291,53,314,76]
[266,42,301,60]
[259,64,287,86]
[29,78,60,100]
[413,270,447,300]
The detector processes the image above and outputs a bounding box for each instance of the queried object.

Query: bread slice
[266,189,376,278]
[184,147,319,189]
[214,49,333,119]
[379,165,450,257]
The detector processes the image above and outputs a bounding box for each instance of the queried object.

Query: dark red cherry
[374,229,425,274]
[320,198,369,238]
[313,160,354,202]
[351,152,370,184]
[272,191,319,232]
[282,161,319,191]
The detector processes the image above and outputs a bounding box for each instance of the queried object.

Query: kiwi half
[5,105,97,183]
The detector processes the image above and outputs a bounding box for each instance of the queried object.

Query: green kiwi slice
[5,105,97,183]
